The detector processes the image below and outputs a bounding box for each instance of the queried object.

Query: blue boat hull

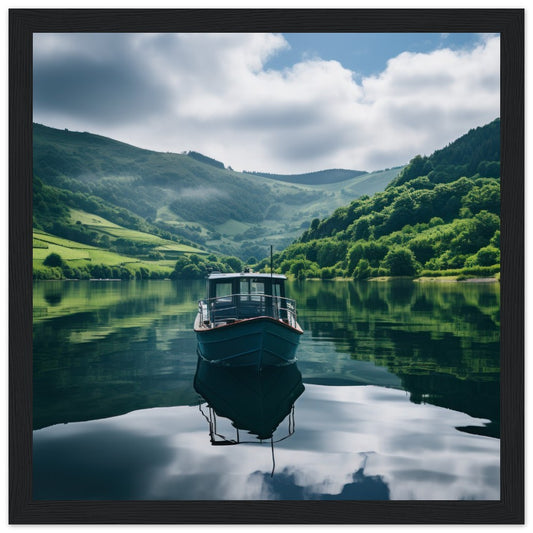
[195,315,302,368]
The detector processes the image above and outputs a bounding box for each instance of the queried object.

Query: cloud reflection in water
[33,383,499,500]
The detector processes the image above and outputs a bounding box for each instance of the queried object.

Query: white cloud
[33,33,500,174]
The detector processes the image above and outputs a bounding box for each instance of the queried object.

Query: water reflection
[194,357,304,442]
[292,279,500,437]
[33,280,204,429]
[32,279,500,500]
[33,280,499,434]
[259,455,390,500]
[33,383,499,500]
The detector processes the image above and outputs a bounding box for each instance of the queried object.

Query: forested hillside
[33,119,499,281]
[264,119,500,280]
[33,123,394,261]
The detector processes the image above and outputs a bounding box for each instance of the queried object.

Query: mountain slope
[267,119,500,279]
[388,119,500,189]
[33,123,399,259]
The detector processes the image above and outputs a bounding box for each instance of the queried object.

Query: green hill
[265,119,500,280]
[33,123,399,262]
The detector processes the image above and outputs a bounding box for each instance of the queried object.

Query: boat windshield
[201,274,297,327]
[208,275,285,299]
[215,282,233,302]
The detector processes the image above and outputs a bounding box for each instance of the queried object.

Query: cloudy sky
[33,32,499,174]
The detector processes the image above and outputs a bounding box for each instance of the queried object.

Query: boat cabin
[200,272,295,326]
[207,272,287,300]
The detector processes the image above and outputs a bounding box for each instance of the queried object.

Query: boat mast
[270,245,273,281]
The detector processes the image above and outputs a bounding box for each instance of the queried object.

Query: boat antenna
[270,245,273,280]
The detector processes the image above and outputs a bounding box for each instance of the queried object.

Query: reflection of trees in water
[289,279,500,434]
[43,288,62,306]
[33,280,500,437]
[404,372,499,438]
[33,280,205,430]
[290,280,499,362]
[33,314,199,429]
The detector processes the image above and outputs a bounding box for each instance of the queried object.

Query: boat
[194,271,303,368]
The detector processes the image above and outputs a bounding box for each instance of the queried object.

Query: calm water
[32,279,500,500]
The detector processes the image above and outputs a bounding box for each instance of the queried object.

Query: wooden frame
[9,8,524,524]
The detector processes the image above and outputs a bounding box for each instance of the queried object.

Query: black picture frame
[9,8,524,524]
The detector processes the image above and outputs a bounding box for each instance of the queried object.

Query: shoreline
[33,273,500,283]
[286,274,500,284]
[413,276,498,283]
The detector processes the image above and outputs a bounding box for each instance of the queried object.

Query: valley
[33,123,401,276]
[32,119,500,282]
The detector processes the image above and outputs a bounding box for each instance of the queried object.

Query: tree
[347,241,388,272]
[450,210,499,255]
[316,240,347,267]
[474,246,500,266]
[136,266,150,280]
[353,259,371,280]
[429,217,444,227]
[385,194,416,233]
[148,251,164,260]
[224,256,243,273]
[353,217,371,240]
[99,234,111,248]
[476,160,500,178]
[320,267,335,280]
[407,176,434,190]
[382,247,420,276]
[180,263,202,278]
[289,259,307,278]
[43,252,64,268]
[490,230,500,248]
[408,238,435,266]
[462,182,500,215]
[392,154,432,187]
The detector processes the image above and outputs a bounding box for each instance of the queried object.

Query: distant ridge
[243,168,367,186]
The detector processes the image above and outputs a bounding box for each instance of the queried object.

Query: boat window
[239,279,250,302]
[250,280,264,301]
[272,282,281,297]
[250,280,264,294]
[215,282,232,301]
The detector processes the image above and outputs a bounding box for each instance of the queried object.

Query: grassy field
[33,231,143,265]
[34,232,97,250]
[33,216,205,278]
[70,209,122,228]
[71,208,208,254]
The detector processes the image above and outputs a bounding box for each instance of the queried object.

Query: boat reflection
[194,357,304,452]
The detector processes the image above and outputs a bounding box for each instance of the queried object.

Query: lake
[32,279,500,500]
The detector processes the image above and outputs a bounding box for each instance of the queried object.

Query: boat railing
[198,293,299,328]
